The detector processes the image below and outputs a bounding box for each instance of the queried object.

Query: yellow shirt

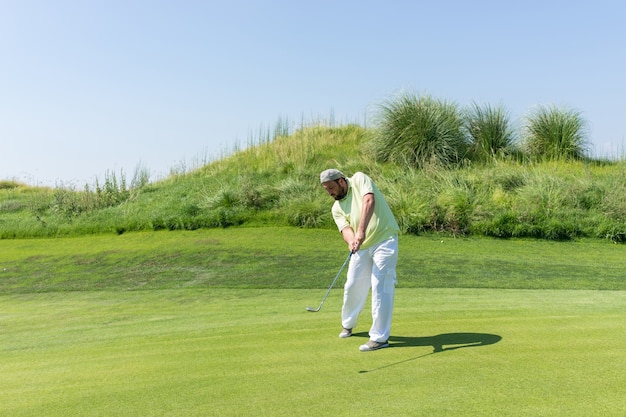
[331,172,399,249]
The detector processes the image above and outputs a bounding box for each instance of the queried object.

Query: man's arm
[342,193,375,253]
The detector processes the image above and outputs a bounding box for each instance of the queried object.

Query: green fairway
[1,288,624,416]
[1,228,625,293]
[1,229,625,415]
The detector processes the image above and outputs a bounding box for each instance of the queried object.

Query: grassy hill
[2,123,626,242]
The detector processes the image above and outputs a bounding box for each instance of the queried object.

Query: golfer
[320,169,400,351]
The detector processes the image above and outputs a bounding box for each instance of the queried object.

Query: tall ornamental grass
[464,102,517,162]
[524,105,589,161]
[372,93,467,169]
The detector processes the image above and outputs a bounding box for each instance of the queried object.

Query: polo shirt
[331,172,400,249]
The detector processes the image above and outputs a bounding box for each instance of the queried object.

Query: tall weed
[464,102,517,162]
[372,92,467,169]
[377,168,431,234]
[524,105,589,161]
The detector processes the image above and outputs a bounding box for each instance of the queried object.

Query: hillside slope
[1,124,625,242]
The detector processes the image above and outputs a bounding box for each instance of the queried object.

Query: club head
[306,306,319,312]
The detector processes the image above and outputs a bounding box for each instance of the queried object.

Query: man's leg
[368,236,398,343]
[341,251,373,331]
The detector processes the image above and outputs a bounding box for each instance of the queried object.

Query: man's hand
[351,231,366,253]
[342,228,360,253]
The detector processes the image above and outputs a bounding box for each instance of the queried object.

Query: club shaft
[309,252,352,312]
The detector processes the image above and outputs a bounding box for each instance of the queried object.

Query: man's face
[322,178,347,200]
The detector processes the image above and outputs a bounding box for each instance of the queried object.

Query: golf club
[306,251,352,312]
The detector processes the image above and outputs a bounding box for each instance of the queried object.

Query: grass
[3,123,626,242]
[1,96,625,415]
[1,287,624,416]
[464,102,517,162]
[1,228,625,293]
[2,231,624,412]
[524,105,589,161]
[1,228,625,415]
[372,92,467,168]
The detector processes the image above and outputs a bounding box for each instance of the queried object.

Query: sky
[2,0,625,186]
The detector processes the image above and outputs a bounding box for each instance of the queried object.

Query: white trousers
[341,235,398,342]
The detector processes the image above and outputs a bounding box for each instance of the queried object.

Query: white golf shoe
[359,340,389,351]
[338,328,352,338]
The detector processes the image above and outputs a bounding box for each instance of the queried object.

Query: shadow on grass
[356,332,502,374]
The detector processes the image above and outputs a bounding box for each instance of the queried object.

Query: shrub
[0,180,22,190]
[385,189,430,235]
[464,102,516,162]
[432,182,474,235]
[205,188,241,209]
[603,224,626,244]
[524,105,589,161]
[599,174,626,219]
[372,92,467,169]
[282,198,329,228]
[472,212,519,238]
[0,200,26,213]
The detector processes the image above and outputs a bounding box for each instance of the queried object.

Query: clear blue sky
[2,0,625,186]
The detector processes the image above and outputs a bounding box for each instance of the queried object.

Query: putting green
[0,288,624,416]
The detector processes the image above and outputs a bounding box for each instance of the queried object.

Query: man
[319,169,400,352]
